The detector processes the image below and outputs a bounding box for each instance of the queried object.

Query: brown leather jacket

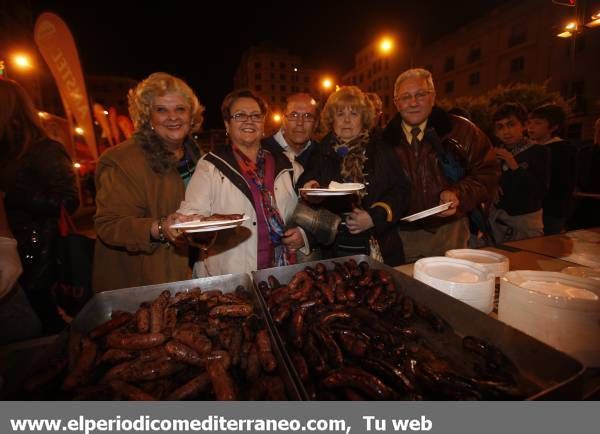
[382,107,500,227]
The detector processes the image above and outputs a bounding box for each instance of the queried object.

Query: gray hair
[394,68,435,98]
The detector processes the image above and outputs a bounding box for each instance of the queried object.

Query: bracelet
[157,217,168,243]
[370,202,393,223]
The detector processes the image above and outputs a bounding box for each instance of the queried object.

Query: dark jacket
[496,144,551,216]
[297,132,410,265]
[383,107,500,227]
[542,139,577,218]
[262,134,317,169]
[0,138,79,290]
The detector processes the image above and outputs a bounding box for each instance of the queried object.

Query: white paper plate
[184,223,243,233]
[400,202,452,222]
[300,183,364,196]
[445,249,509,277]
[171,216,248,230]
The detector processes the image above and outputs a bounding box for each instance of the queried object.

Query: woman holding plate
[93,73,203,292]
[297,86,409,265]
[178,89,308,276]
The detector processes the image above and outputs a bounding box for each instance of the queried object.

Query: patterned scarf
[501,139,534,171]
[332,130,370,198]
[233,145,295,267]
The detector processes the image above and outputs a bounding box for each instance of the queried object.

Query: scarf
[332,130,370,198]
[501,139,534,171]
[233,145,295,267]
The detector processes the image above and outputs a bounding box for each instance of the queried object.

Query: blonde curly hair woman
[93,72,204,292]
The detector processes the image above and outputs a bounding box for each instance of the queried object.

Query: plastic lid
[445,249,509,277]
[561,266,600,281]
[502,270,600,310]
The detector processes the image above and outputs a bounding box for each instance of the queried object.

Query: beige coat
[178,144,301,277]
[93,138,190,292]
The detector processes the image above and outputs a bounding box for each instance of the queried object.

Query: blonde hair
[393,68,435,98]
[128,72,205,132]
[320,86,375,133]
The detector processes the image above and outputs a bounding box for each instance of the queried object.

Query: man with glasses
[263,93,319,184]
[382,68,499,261]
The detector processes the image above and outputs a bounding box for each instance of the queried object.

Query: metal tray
[252,255,586,400]
[0,274,302,400]
[0,334,66,399]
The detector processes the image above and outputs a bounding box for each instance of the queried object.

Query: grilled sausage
[167,373,211,400]
[207,360,237,400]
[89,311,133,339]
[106,332,166,350]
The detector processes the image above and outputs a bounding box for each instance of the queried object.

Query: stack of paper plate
[445,249,509,278]
[413,257,495,313]
[499,270,600,366]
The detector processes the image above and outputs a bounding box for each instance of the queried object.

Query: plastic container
[498,270,600,366]
[445,248,509,278]
[561,266,600,282]
[413,256,495,313]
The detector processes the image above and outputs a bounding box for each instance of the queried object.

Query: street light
[378,37,394,55]
[585,10,600,27]
[272,113,282,123]
[557,21,579,37]
[75,127,85,135]
[12,53,33,70]
[322,78,333,90]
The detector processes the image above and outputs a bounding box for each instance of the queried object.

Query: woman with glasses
[179,89,307,276]
[93,72,204,292]
[297,86,409,265]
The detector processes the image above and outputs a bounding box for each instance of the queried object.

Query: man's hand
[346,208,374,234]
[494,148,518,170]
[438,190,459,217]
[281,227,305,252]
[0,237,22,299]
[301,180,325,204]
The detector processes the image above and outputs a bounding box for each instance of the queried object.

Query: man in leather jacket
[382,68,500,262]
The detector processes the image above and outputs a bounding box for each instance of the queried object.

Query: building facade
[340,0,599,139]
[341,39,408,125]
[413,0,600,139]
[233,46,324,121]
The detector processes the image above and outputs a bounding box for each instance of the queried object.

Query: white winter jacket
[178,144,307,277]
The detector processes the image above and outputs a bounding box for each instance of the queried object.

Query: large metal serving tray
[0,334,65,399]
[252,255,586,400]
[0,274,302,400]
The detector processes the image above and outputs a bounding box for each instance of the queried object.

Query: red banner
[34,12,98,159]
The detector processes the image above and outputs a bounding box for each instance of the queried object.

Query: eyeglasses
[285,112,316,122]
[230,112,265,122]
[395,90,433,105]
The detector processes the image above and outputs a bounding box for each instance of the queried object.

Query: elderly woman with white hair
[297,86,409,265]
[93,72,204,292]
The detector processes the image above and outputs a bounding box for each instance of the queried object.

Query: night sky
[30,0,509,128]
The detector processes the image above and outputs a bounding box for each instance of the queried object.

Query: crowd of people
[1,66,599,339]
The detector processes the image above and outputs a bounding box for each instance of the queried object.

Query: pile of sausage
[21,286,287,400]
[258,259,528,400]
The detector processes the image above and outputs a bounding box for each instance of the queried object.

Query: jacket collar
[383,106,453,145]
[205,143,293,205]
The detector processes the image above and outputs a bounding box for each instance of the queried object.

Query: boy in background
[528,103,577,234]
[490,103,550,243]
